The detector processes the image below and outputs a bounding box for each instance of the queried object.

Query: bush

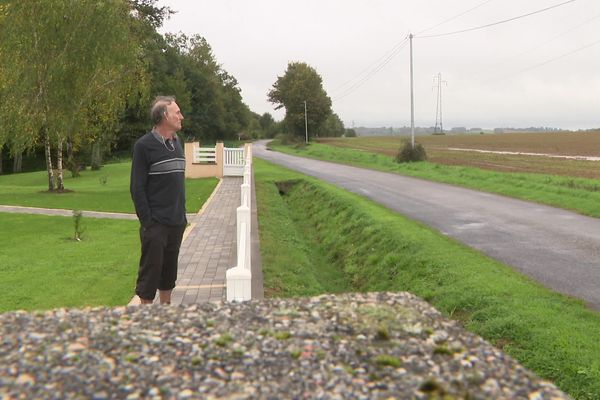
[345,128,357,137]
[274,133,307,148]
[396,139,427,163]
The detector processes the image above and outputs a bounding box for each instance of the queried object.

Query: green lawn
[0,162,218,213]
[269,141,600,218]
[0,162,219,312]
[255,158,600,399]
[0,213,139,312]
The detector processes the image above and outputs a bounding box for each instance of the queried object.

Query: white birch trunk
[45,132,55,191]
[56,139,64,191]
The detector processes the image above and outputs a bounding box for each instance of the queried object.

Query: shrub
[345,128,357,137]
[395,139,427,163]
[274,133,307,149]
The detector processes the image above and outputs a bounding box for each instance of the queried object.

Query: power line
[332,38,409,102]
[331,0,496,102]
[416,0,495,36]
[510,12,600,58]
[415,0,577,39]
[491,37,600,82]
[470,11,600,80]
[331,38,408,94]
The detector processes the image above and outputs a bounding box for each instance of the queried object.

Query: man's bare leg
[140,297,153,305]
[159,289,172,305]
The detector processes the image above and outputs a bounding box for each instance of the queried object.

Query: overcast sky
[157,0,599,130]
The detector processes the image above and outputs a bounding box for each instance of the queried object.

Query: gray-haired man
[130,96,186,304]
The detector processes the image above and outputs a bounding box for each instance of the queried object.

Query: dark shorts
[135,222,186,301]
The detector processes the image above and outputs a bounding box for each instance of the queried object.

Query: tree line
[0,0,352,188]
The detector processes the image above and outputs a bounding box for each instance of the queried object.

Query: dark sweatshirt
[130,131,186,227]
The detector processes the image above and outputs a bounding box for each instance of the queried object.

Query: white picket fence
[226,145,253,301]
[223,148,245,176]
[190,145,245,177]
[193,147,217,163]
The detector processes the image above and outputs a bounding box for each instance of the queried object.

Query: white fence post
[237,203,251,269]
[226,201,252,301]
[226,143,253,302]
[243,165,251,184]
[241,183,250,209]
[226,221,251,301]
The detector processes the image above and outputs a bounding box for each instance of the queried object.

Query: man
[130,96,186,305]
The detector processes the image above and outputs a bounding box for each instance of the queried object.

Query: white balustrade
[226,143,253,302]
[226,222,251,301]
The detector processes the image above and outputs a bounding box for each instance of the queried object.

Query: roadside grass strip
[255,158,600,399]
[270,141,600,218]
[0,213,139,312]
[0,161,218,213]
[255,164,352,297]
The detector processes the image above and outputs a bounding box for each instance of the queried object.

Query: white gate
[223,148,245,176]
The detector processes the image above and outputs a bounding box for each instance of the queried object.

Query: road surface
[254,140,600,311]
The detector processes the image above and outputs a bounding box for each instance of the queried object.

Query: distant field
[318,130,600,178]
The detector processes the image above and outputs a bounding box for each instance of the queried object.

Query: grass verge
[269,141,600,218]
[0,162,218,213]
[0,213,139,312]
[255,158,600,399]
[255,167,352,297]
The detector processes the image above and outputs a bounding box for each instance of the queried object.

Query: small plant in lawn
[99,175,108,186]
[396,139,427,163]
[72,210,84,241]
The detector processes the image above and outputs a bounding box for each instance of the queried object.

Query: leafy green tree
[245,112,262,139]
[258,112,279,138]
[0,0,144,190]
[320,113,345,137]
[149,33,249,143]
[259,112,275,130]
[345,128,357,137]
[268,62,332,140]
[219,71,250,139]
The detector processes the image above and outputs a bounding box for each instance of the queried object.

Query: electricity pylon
[433,73,447,135]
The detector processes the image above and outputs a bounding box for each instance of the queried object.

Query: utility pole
[433,72,447,135]
[409,33,415,149]
[304,100,308,143]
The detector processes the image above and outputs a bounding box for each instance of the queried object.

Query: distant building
[450,127,467,134]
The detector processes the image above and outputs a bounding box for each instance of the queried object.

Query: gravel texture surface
[1,292,568,399]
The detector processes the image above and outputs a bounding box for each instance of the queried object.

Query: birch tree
[0,0,144,190]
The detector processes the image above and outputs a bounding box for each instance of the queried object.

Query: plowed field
[318,131,600,179]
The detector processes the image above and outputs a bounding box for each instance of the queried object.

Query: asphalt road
[254,140,600,311]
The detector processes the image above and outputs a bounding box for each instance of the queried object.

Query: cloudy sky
[157,0,599,130]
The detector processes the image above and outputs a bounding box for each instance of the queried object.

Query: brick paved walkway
[171,177,241,304]
[128,176,263,305]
